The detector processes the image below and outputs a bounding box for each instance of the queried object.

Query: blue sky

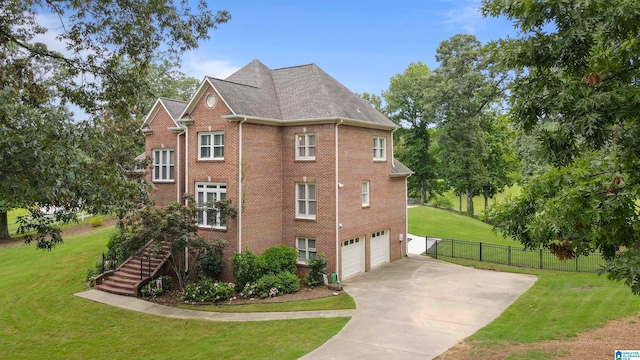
[181,0,517,95]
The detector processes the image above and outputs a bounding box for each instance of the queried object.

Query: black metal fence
[425,237,606,273]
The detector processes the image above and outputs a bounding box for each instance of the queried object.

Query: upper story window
[195,182,227,229]
[152,149,174,181]
[296,133,316,160]
[362,181,370,207]
[373,137,386,161]
[199,132,224,160]
[296,183,316,220]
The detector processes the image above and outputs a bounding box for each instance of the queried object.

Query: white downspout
[184,125,189,205]
[238,118,247,253]
[176,129,185,202]
[335,119,343,280]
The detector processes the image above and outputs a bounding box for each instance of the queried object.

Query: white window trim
[195,182,227,229]
[198,131,224,160]
[362,181,370,207]
[152,148,174,182]
[295,133,316,161]
[295,183,317,220]
[296,237,317,263]
[373,137,387,161]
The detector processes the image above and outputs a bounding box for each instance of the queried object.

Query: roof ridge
[207,77,260,89]
[158,97,187,103]
[272,63,316,71]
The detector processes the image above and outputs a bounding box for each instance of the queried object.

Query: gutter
[223,115,397,131]
[168,126,186,202]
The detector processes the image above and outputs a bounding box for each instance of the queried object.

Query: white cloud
[182,53,241,80]
[443,0,486,34]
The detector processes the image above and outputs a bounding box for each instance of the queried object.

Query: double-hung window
[153,149,174,181]
[296,133,316,160]
[195,182,227,229]
[296,183,316,219]
[361,181,370,207]
[373,137,386,161]
[297,237,316,262]
[199,132,224,160]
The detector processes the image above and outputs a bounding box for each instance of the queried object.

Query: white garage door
[342,236,364,279]
[370,229,390,267]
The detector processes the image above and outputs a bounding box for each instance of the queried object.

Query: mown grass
[5,208,109,237]
[439,258,640,344]
[430,184,522,215]
[0,227,348,359]
[408,205,519,246]
[178,293,355,313]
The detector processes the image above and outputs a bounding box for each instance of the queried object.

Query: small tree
[116,196,236,289]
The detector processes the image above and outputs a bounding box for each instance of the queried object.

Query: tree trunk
[420,178,426,205]
[484,195,488,210]
[466,185,474,215]
[0,210,9,239]
[458,194,462,212]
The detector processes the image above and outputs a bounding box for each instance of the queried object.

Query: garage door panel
[371,229,389,267]
[342,237,363,279]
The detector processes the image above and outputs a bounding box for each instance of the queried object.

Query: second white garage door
[370,229,390,267]
[342,236,364,279]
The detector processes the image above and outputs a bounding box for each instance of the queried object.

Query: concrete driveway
[301,255,537,360]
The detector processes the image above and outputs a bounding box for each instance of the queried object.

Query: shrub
[277,271,300,294]
[305,254,327,288]
[254,274,280,299]
[89,217,103,227]
[261,245,298,275]
[179,279,235,302]
[85,267,100,287]
[231,250,264,292]
[431,196,454,209]
[140,275,172,298]
[197,240,226,280]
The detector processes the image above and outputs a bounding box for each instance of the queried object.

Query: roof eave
[224,115,397,130]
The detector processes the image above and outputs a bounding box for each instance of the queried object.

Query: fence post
[539,249,543,269]
[435,238,438,259]
[508,246,511,266]
[479,242,483,262]
[101,253,105,273]
[576,255,579,272]
[451,239,454,258]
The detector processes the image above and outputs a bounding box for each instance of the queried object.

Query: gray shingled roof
[158,97,188,120]
[211,60,396,127]
[391,158,414,176]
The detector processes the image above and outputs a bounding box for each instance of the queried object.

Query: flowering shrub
[179,279,235,302]
[140,276,172,298]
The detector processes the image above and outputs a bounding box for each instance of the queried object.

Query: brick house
[141,60,413,281]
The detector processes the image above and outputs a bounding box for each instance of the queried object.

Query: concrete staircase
[94,241,171,297]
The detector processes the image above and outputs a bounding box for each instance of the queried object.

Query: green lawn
[430,184,522,215]
[443,259,640,344]
[408,205,519,246]
[0,226,348,359]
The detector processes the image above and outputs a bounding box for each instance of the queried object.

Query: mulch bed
[147,283,342,307]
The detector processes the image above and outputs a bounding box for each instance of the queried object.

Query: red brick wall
[240,123,284,255]
[337,125,407,276]
[281,124,338,275]
[145,107,181,207]
[186,87,239,282]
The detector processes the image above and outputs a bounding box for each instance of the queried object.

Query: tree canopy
[483,0,640,293]
[0,1,229,243]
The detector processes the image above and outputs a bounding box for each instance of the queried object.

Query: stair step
[95,283,136,296]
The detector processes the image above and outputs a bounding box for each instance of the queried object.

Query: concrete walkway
[301,255,537,360]
[76,255,537,359]
[75,289,354,321]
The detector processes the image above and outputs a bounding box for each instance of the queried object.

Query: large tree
[0,1,229,243]
[433,34,509,214]
[383,62,440,204]
[483,0,640,293]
